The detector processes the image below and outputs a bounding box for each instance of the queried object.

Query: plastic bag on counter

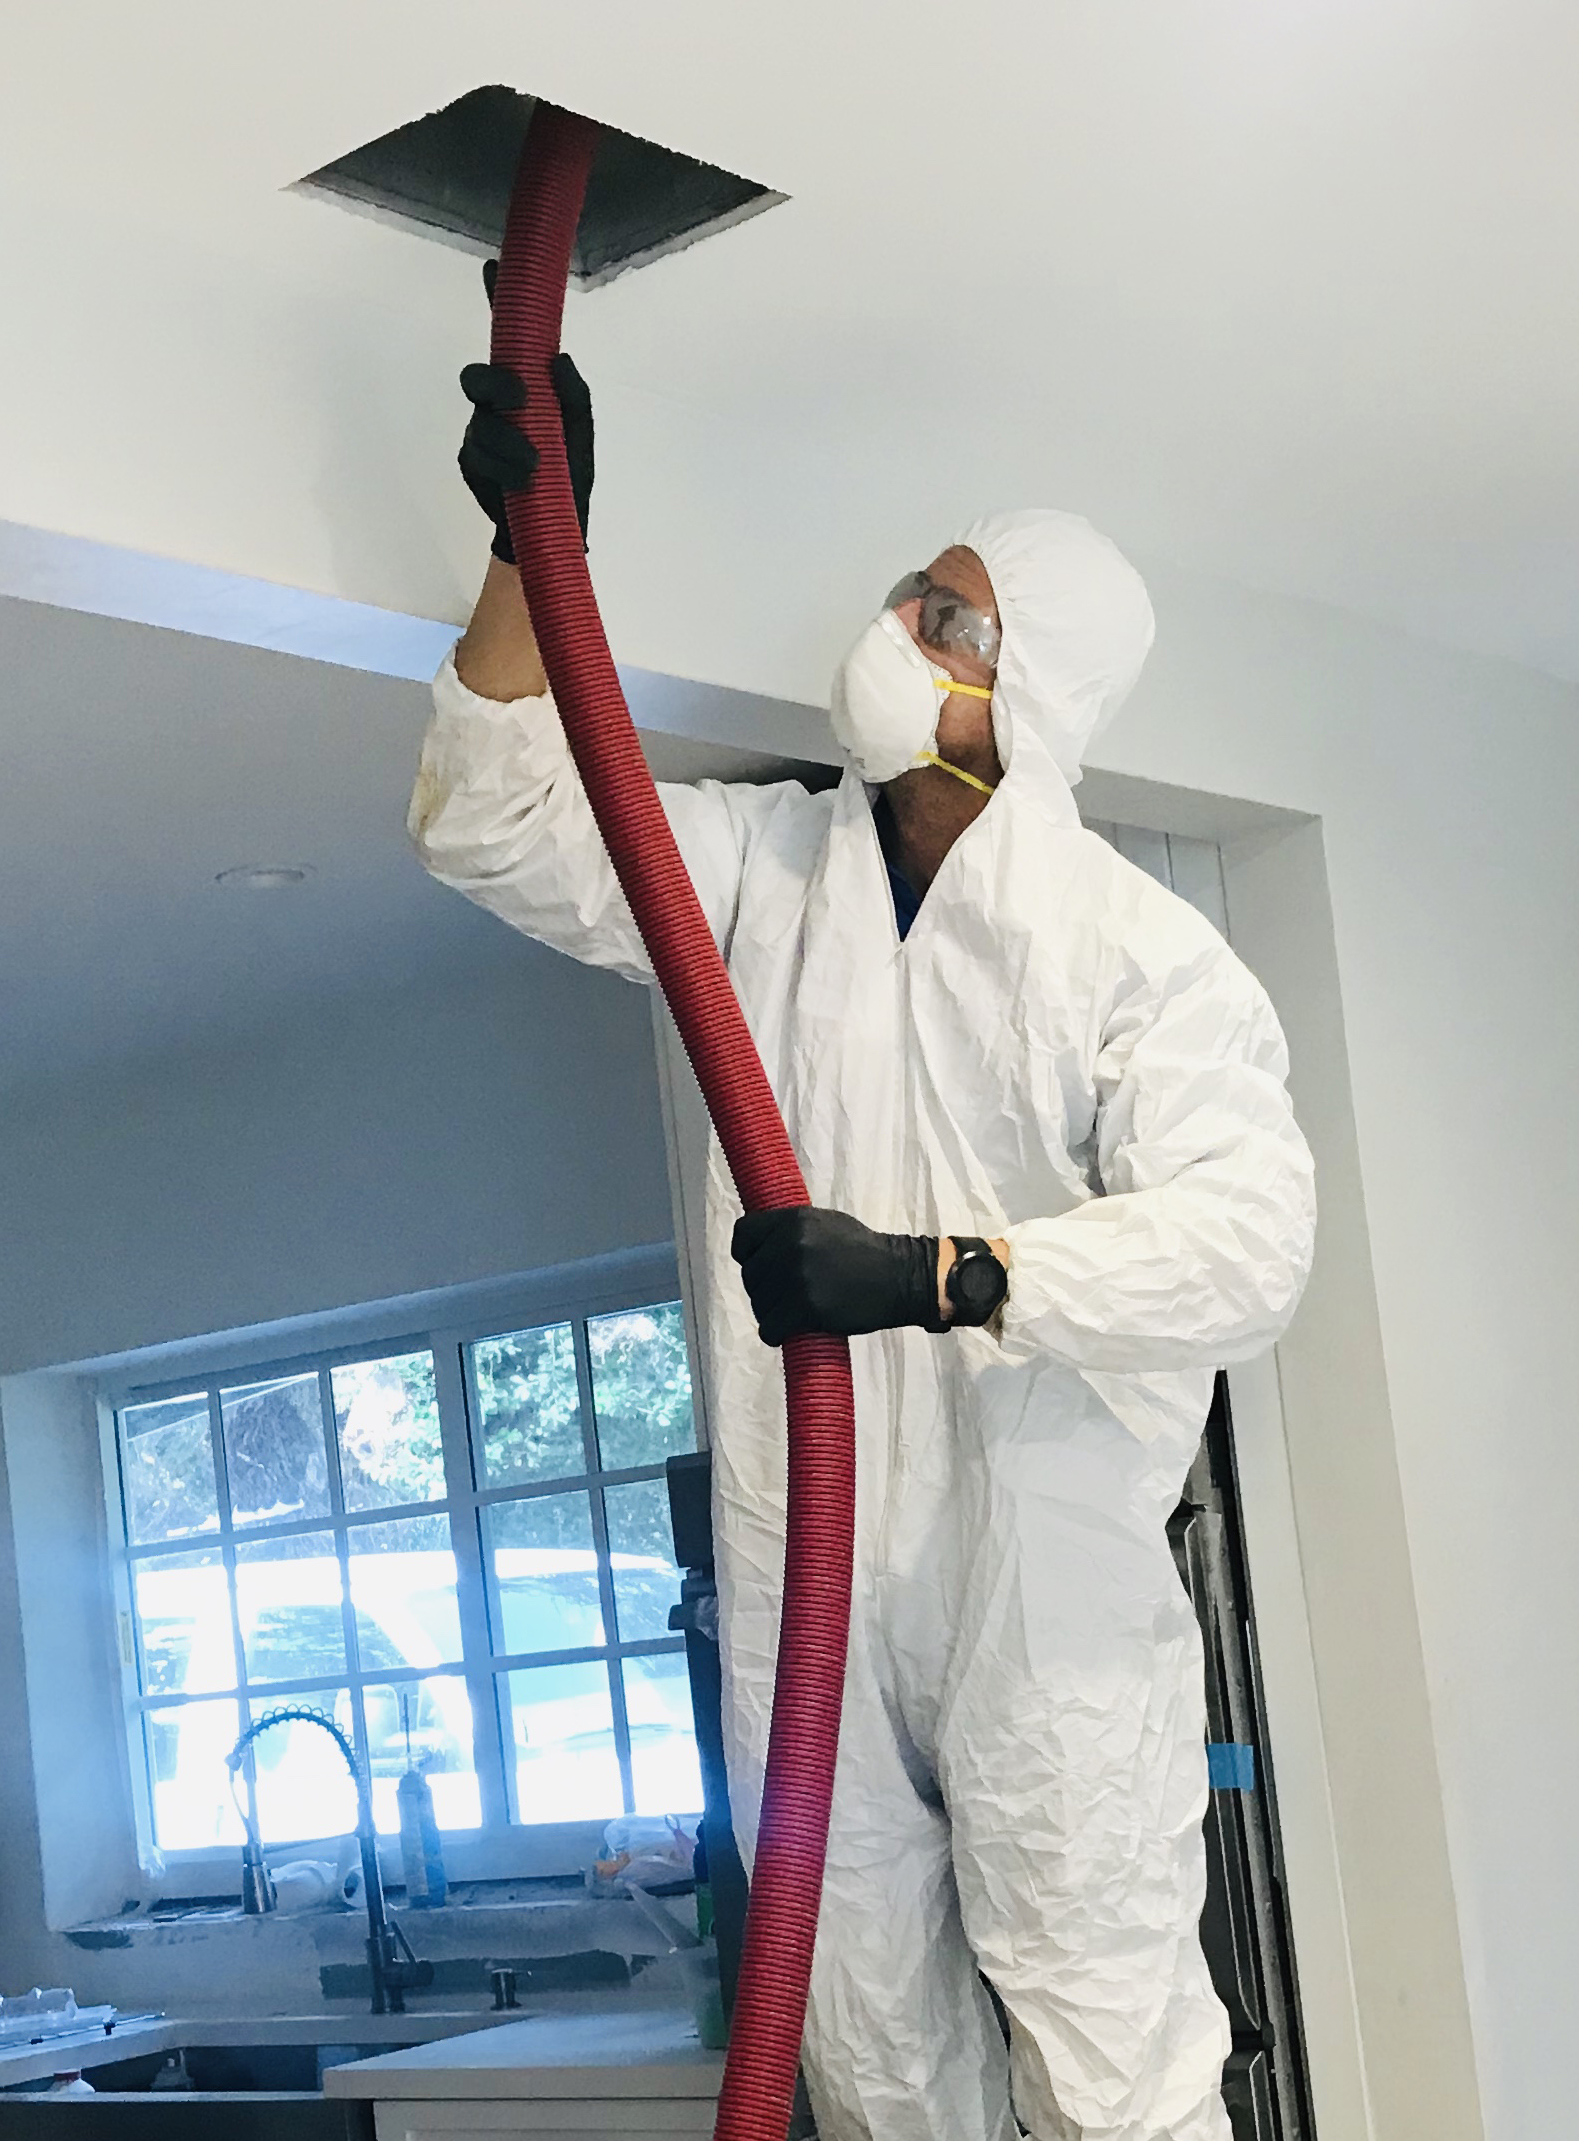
[0,1991,116,2046]
[625,1882,726,2049]
[588,1814,696,1895]
[269,1859,339,1913]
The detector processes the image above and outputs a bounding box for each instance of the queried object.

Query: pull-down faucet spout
[226,1705,434,2014]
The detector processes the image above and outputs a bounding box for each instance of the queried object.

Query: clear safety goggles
[885,569,1002,670]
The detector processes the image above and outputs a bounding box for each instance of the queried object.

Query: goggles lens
[884,569,1001,669]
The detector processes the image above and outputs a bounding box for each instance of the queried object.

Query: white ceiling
[2,1,1576,1088]
[4,1,1578,683]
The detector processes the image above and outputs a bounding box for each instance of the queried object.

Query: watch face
[951,1251,1007,1324]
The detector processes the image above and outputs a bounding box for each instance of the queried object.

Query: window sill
[66,1884,696,1981]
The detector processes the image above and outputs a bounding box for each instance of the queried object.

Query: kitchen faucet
[225,1705,434,2015]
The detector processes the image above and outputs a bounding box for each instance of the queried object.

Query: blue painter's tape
[1207,1742,1257,1792]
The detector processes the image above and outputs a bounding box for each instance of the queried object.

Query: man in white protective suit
[409,355,1316,2141]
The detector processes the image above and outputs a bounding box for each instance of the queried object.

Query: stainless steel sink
[0,2013,526,2136]
[21,2043,400,2093]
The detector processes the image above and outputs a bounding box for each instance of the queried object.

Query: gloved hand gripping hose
[489,105,856,2141]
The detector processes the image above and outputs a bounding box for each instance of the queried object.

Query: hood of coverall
[955,509,1156,787]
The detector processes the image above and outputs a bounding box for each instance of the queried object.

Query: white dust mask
[829,610,951,784]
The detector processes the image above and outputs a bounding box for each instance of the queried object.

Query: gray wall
[0,1372,139,1953]
[0,946,673,1377]
[0,932,677,1999]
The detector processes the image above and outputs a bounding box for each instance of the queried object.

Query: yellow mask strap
[916,751,998,798]
[933,678,995,700]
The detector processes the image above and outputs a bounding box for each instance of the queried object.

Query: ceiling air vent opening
[292,86,785,291]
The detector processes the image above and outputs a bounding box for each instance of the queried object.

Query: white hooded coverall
[410,510,1316,2141]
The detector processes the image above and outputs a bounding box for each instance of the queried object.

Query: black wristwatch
[943,1236,1009,1328]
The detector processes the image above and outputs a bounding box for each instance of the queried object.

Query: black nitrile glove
[458,360,536,561]
[459,262,595,561]
[731,1208,945,1347]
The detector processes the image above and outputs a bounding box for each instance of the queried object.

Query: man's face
[888,545,1000,759]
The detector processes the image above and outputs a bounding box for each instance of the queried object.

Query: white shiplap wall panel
[1111,822,1173,889]
[1089,821,1231,941]
[1165,836,1230,937]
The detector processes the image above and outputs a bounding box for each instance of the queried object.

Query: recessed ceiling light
[215,865,314,890]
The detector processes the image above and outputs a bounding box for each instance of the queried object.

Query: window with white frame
[108,1291,701,1876]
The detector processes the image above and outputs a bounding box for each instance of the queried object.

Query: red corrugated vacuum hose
[490,103,855,2141]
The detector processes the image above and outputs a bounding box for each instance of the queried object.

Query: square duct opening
[293,86,785,291]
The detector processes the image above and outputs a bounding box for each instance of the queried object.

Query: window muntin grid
[113,1300,698,1860]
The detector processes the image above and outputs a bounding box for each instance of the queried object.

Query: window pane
[588,1304,695,1470]
[603,1479,682,1642]
[347,1516,461,1669]
[249,1699,359,1843]
[363,1677,480,1834]
[132,1548,231,1696]
[332,1353,444,1512]
[503,1663,622,1823]
[471,1324,585,1487]
[486,1493,606,1656]
[119,1393,217,1545]
[234,1532,347,1683]
[623,1651,702,1815]
[145,1696,242,1851]
[220,1374,329,1528]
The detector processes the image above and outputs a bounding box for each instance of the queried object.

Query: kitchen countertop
[323,2010,724,2102]
[0,2012,526,2093]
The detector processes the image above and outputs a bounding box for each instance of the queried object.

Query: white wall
[1217,816,1456,2141]
[0,948,673,1377]
[1097,569,1579,2141]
